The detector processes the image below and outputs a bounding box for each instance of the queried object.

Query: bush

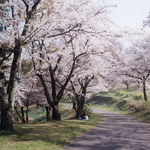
[133,94,142,101]
[99,91,108,95]
[115,91,124,97]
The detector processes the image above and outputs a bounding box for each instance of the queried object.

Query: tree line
[1,0,150,131]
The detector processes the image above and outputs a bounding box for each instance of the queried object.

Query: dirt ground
[62,108,150,150]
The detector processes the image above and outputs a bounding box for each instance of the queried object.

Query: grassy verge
[0,107,103,150]
[87,91,150,122]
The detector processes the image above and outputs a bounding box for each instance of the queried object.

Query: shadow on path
[62,108,150,150]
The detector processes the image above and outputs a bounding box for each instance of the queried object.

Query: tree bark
[143,81,147,101]
[21,107,26,123]
[25,84,33,123]
[45,106,51,121]
[1,41,22,130]
[26,98,29,123]
[37,74,61,120]
[0,0,41,130]
[126,83,129,90]
[72,100,77,112]
[52,104,61,120]
[76,96,85,119]
[0,96,13,130]
[14,106,22,122]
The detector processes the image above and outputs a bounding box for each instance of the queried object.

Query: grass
[87,90,150,122]
[2,87,149,149]
[0,106,103,150]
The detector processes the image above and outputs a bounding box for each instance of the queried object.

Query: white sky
[104,0,150,29]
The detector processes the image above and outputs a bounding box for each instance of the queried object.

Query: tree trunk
[1,41,22,130]
[36,74,61,120]
[126,83,129,90]
[26,98,29,123]
[45,106,51,121]
[52,104,61,120]
[76,96,85,119]
[36,100,39,108]
[143,81,147,101]
[14,106,22,122]
[0,96,13,130]
[21,107,26,123]
[72,98,77,112]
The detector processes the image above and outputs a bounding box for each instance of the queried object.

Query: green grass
[0,108,103,150]
[28,108,47,122]
[87,90,150,122]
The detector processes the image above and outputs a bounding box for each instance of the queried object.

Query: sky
[104,0,150,29]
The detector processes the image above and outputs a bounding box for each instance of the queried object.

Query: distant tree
[120,36,150,101]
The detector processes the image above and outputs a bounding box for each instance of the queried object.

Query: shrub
[115,91,124,97]
[99,91,108,95]
[133,94,142,101]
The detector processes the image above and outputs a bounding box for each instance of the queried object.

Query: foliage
[1,0,150,131]
[99,91,108,95]
[115,91,124,97]
[132,94,142,101]
[115,91,143,101]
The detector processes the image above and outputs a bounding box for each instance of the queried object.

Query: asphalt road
[62,107,150,150]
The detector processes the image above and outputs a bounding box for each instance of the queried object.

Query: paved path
[62,107,150,150]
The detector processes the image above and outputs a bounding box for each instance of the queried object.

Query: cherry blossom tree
[32,42,94,120]
[0,0,114,129]
[13,59,36,123]
[0,0,45,130]
[68,75,96,119]
[122,41,150,101]
[27,0,113,121]
[108,32,150,101]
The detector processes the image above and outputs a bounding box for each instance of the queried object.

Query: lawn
[0,107,103,150]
